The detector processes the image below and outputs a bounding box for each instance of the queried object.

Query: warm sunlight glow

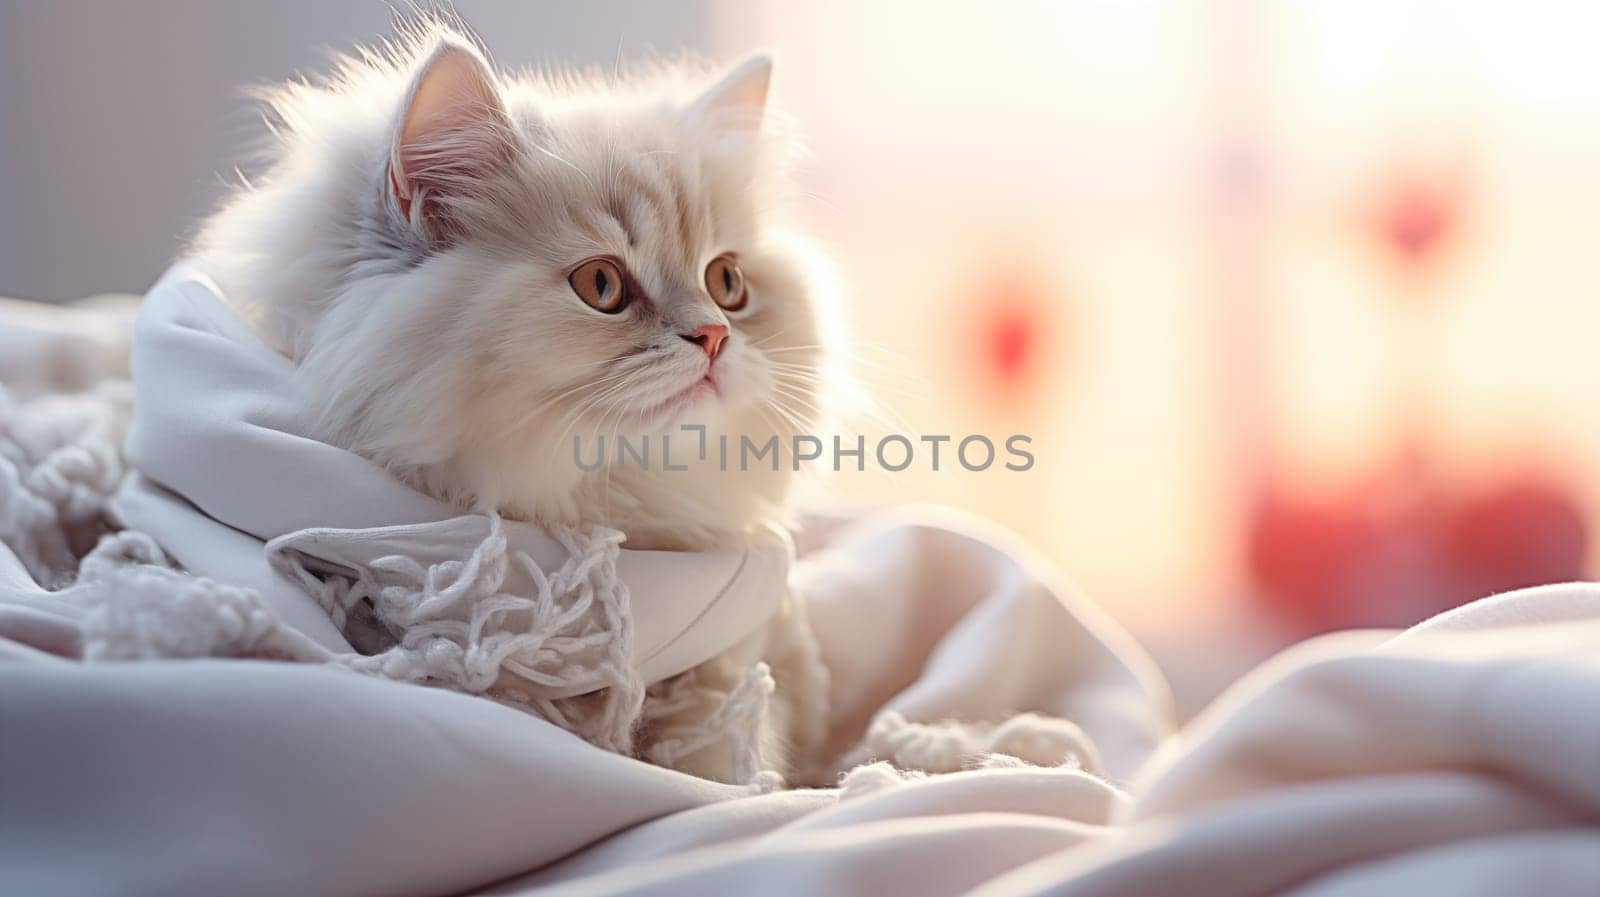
[717,1,1600,626]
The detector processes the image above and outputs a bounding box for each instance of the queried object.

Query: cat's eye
[570,258,628,313]
[704,254,747,311]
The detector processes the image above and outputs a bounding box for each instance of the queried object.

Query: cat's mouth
[632,374,720,424]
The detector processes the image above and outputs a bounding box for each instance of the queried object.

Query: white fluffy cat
[196,20,837,782]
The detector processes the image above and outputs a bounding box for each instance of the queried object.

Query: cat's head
[204,25,837,535]
[378,37,820,434]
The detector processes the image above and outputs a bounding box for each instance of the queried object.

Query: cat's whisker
[768,374,829,394]
[764,346,908,380]
[764,387,823,429]
[531,142,597,192]
[766,372,826,387]
[800,192,842,215]
[768,393,823,424]
[541,368,634,409]
[767,379,816,407]
[757,344,826,354]
[771,383,882,441]
[747,330,798,349]
[546,368,647,447]
[555,379,640,445]
[541,378,637,439]
[763,403,811,439]
[762,340,921,378]
[766,363,828,377]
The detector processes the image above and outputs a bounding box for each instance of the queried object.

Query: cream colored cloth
[6,570,1595,896]
[479,585,1600,897]
[0,502,1173,895]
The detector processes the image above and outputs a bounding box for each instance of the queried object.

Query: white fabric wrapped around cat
[112,264,811,782]
[168,19,844,783]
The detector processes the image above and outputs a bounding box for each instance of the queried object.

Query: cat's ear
[691,54,772,131]
[389,38,512,244]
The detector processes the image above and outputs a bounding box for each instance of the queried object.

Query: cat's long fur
[195,19,839,780]
[198,19,836,550]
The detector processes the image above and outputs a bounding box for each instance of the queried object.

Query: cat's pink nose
[681,324,728,362]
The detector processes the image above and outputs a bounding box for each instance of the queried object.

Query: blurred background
[5,0,1599,714]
